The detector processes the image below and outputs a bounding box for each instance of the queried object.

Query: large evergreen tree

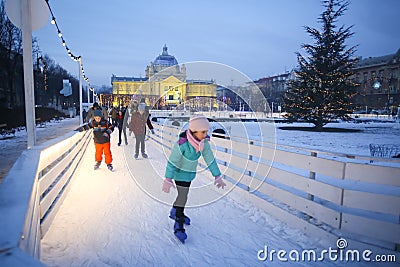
[282,0,358,130]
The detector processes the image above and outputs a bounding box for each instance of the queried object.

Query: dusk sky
[31,0,400,87]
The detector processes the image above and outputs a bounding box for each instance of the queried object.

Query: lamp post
[78,56,83,125]
[21,0,36,147]
[7,0,49,148]
[373,77,392,114]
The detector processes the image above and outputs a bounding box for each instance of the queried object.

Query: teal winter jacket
[165,132,221,182]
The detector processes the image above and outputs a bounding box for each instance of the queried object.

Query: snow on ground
[268,121,400,157]
[0,117,80,182]
[40,121,399,267]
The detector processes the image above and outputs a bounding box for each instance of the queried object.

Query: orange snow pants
[94,142,112,164]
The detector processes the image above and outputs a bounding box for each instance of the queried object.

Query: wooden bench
[0,123,16,138]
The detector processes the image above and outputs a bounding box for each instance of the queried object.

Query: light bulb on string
[45,0,94,92]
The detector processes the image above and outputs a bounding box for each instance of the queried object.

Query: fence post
[247,141,254,191]
[338,162,346,230]
[305,151,317,221]
[307,151,317,201]
[223,146,228,181]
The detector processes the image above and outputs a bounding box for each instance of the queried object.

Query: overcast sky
[31,0,400,87]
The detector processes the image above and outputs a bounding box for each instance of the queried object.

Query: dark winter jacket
[116,109,128,130]
[109,107,118,120]
[85,106,108,122]
[165,131,221,182]
[79,119,114,144]
[128,111,154,135]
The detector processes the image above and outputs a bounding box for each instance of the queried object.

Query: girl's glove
[214,176,226,189]
[162,178,175,193]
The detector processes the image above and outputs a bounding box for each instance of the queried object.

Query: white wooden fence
[0,130,91,266]
[149,122,400,251]
[0,121,398,265]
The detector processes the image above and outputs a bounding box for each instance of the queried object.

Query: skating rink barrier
[0,130,91,266]
[0,121,399,265]
[149,122,400,252]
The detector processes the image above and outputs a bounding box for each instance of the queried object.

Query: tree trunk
[314,123,324,131]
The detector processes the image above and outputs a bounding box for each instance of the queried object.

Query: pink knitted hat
[189,115,210,132]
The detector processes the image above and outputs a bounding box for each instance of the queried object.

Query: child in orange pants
[80,109,114,170]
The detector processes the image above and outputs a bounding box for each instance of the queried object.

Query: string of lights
[37,56,48,91]
[44,0,97,97]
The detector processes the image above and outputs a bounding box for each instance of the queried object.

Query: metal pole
[21,0,36,148]
[271,102,274,117]
[78,57,83,125]
[209,98,212,116]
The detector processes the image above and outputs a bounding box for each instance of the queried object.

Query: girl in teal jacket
[162,115,226,243]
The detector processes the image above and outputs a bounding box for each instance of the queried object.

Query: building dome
[153,45,178,67]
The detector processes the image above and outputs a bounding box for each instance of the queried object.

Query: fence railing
[369,144,400,158]
[0,130,91,266]
[149,110,270,119]
[149,122,400,251]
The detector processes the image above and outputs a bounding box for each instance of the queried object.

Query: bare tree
[0,0,23,108]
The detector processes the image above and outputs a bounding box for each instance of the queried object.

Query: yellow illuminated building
[109,45,217,108]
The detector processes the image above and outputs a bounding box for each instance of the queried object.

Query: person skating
[128,103,154,159]
[162,115,226,243]
[79,109,115,171]
[85,102,108,122]
[109,106,118,126]
[116,108,128,146]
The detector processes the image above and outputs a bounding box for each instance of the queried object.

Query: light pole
[21,0,36,147]
[78,57,83,125]
[7,0,49,148]
[373,77,392,114]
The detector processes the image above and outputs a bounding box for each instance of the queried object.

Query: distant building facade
[253,49,400,115]
[351,49,400,114]
[253,72,292,112]
[107,45,217,109]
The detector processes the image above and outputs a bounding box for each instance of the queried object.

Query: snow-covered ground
[274,121,400,157]
[38,120,399,267]
[0,117,80,182]
[1,117,399,266]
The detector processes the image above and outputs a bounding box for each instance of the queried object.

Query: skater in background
[109,106,118,126]
[78,109,114,171]
[116,108,128,146]
[85,102,107,122]
[128,102,154,159]
[131,100,139,111]
[162,115,226,243]
[129,100,139,136]
[82,108,88,122]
